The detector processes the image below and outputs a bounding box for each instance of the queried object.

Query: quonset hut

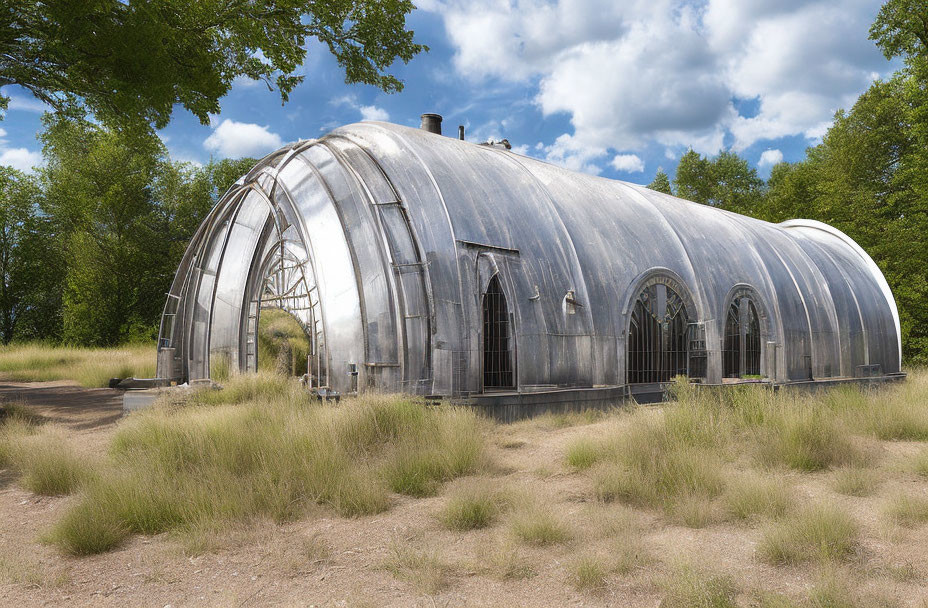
[156,115,902,414]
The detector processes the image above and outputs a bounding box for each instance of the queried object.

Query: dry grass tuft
[438,478,509,530]
[831,467,879,497]
[723,473,792,521]
[753,404,862,472]
[384,544,451,595]
[565,436,600,470]
[47,381,490,555]
[660,565,738,608]
[568,554,609,593]
[908,448,928,478]
[0,412,92,496]
[473,540,536,580]
[581,503,652,573]
[0,343,155,387]
[759,503,860,565]
[508,494,571,545]
[0,553,70,589]
[884,493,928,528]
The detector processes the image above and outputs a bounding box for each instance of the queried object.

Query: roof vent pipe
[420,113,442,135]
[458,125,465,140]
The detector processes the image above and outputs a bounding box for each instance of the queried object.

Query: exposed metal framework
[156,120,903,400]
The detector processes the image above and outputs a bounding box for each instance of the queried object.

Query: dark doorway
[723,297,762,378]
[627,282,690,383]
[482,275,514,390]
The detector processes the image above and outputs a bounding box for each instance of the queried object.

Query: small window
[483,275,514,390]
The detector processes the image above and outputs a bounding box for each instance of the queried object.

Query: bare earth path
[1,383,927,606]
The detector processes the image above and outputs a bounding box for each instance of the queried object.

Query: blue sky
[0,0,897,186]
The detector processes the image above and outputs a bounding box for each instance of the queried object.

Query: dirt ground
[1,381,927,607]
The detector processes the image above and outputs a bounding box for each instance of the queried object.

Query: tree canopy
[0,0,427,130]
[673,150,765,214]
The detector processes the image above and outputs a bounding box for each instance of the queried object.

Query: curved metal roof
[156,121,902,396]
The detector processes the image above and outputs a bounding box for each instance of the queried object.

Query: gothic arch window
[723,296,762,378]
[483,275,514,390]
[627,281,691,384]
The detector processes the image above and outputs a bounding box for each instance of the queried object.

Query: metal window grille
[483,275,514,390]
[688,322,708,380]
[744,301,761,376]
[723,301,741,378]
[627,283,690,384]
[723,297,762,378]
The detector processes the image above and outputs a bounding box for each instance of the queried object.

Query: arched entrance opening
[482,275,514,391]
[627,281,691,384]
[723,296,762,378]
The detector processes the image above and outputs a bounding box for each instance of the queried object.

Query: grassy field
[0,343,156,387]
[1,370,928,605]
[0,312,305,388]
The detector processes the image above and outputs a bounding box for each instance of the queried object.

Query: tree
[674,149,765,213]
[0,167,43,343]
[870,0,928,61]
[1,0,427,130]
[647,168,673,194]
[40,116,172,344]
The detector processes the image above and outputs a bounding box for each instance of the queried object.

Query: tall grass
[257,308,310,376]
[508,493,572,545]
[565,376,928,524]
[0,343,156,387]
[0,404,92,496]
[758,503,860,565]
[47,376,489,555]
[660,565,738,608]
[438,478,509,530]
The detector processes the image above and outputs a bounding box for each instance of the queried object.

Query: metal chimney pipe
[420,113,442,135]
[458,125,465,140]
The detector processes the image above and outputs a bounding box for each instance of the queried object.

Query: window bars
[483,275,515,390]
[723,297,762,378]
[627,283,690,384]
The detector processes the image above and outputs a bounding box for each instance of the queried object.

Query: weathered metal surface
[157,121,902,398]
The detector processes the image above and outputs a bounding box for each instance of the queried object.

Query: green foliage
[1,0,427,131]
[648,168,673,194]
[0,167,57,343]
[673,149,765,213]
[26,116,253,346]
[869,0,928,61]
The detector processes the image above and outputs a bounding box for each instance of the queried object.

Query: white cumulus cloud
[203,119,283,158]
[425,0,888,169]
[0,127,42,172]
[611,154,645,173]
[0,147,42,172]
[360,105,390,122]
[758,149,784,168]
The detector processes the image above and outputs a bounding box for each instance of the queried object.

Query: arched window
[627,282,690,383]
[723,297,762,378]
[483,275,514,390]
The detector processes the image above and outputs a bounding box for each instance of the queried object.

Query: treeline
[0,116,253,346]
